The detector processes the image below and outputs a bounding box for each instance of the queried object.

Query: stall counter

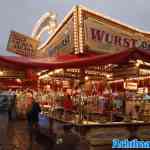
[39,114,150,148]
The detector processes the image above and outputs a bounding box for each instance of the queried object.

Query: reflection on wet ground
[0,113,46,150]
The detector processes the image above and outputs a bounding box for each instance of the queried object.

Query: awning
[0,48,150,70]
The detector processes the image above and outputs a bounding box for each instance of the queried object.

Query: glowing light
[85,76,89,80]
[37,72,41,76]
[46,85,50,89]
[38,74,49,80]
[108,79,124,83]
[73,7,79,54]
[48,72,54,75]
[44,74,49,78]
[54,69,63,74]
[136,59,143,67]
[38,76,42,80]
[106,74,111,78]
[0,71,3,76]
[124,82,137,90]
[144,62,150,66]
[78,8,84,54]
[16,78,21,83]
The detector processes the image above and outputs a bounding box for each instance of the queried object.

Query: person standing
[63,94,73,121]
[26,94,41,143]
[8,91,16,121]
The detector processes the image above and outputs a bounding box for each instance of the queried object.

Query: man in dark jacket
[30,100,41,124]
[8,94,16,121]
[27,99,41,142]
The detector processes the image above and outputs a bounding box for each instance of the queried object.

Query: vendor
[63,94,73,121]
[134,105,144,120]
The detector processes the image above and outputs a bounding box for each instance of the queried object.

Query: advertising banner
[7,31,39,57]
[83,12,150,53]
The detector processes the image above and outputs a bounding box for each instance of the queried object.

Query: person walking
[8,93,16,121]
[26,93,41,149]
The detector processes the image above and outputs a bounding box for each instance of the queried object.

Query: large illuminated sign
[7,31,39,57]
[83,17,150,53]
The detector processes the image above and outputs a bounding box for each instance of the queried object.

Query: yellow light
[108,79,124,83]
[106,74,111,78]
[48,72,54,75]
[46,85,50,89]
[0,71,3,76]
[136,63,140,67]
[16,78,21,83]
[144,62,150,66]
[39,74,49,80]
[44,74,49,78]
[85,76,89,80]
[54,69,63,74]
[37,72,41,76]
[38,76,42,80]
[136,59,143,67]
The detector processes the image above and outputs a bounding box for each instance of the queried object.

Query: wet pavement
[0,112,50,150]
[0,112,111,150]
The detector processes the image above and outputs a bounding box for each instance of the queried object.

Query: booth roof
[0,48,150,69]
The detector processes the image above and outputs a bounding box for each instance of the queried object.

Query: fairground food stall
[36,6,150,148]
[36,49,150,148]
[2,5,150,148]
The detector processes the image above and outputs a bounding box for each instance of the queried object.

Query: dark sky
[1,0,150,55]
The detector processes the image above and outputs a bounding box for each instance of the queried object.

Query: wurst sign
[7,31,39,57]
[83,14,150,53]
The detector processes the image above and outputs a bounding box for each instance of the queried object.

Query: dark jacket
[27,101,41,124]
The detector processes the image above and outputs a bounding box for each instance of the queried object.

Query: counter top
[46,115,150,127]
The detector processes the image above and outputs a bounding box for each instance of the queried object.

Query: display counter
[38,114,150,148]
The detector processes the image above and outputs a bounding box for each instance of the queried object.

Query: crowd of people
[7,85,148,124]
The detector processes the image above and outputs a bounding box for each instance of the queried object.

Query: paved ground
[0,112,51,150]
[0,112,128,150]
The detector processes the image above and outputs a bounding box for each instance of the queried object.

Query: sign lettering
[84,16,150,53]
[7,31,39,57]
[90,28,150,49]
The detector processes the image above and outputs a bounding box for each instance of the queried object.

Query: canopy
[0,48,150,70]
